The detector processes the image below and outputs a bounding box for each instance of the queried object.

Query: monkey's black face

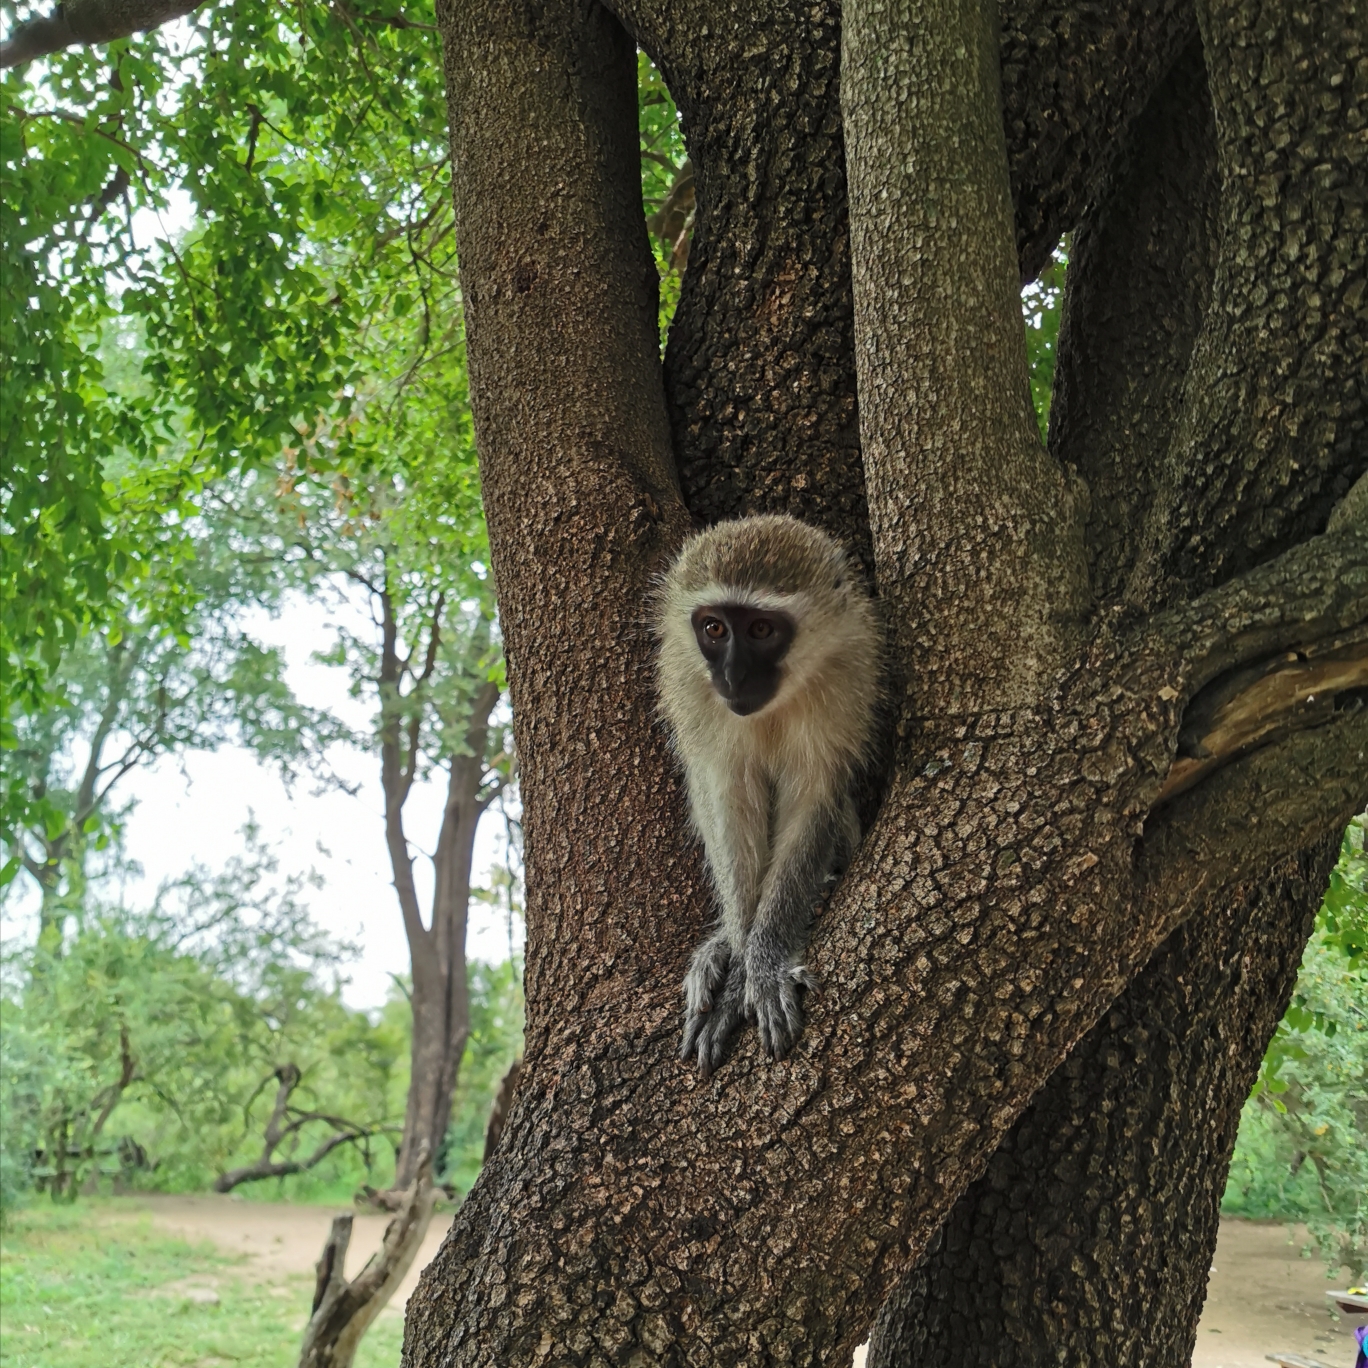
[691,603,796,716]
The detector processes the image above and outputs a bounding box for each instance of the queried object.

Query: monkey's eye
[702,618,727,640]
[748,620,774,640]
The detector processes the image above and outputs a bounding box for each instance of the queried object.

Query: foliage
[1,0,457,818]
[0,828,403,1207]
[0,491,337,927]
[0,828,526,1214]
[1022,244,1067,442]
[0,1200,403,1368]
[638,52,688,346]
[1224,817,1368,1279]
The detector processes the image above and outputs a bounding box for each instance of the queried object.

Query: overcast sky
[1,589,523,1012]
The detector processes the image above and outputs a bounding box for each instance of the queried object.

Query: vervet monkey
[655,515,881,1076]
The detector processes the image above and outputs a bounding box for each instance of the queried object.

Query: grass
[0,1201,404,1368]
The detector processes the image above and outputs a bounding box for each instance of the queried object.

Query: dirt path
[123,1197,1359,1361]
[125,1193,454,1321]
[1193,1220,1357,1368]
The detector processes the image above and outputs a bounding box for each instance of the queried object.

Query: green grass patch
[0,1201,403,1368]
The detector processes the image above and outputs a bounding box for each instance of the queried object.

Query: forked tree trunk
[865,840,1337,1365]
[398,0,1368,1361]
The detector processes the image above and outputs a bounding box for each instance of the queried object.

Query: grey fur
[656,516,882,1076]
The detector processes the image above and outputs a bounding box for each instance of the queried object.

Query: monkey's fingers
[685,975,747,1076]
[756,981,808,1060]
[680,1009,708,1064]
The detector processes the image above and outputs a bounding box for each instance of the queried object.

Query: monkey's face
[690,603,796,716]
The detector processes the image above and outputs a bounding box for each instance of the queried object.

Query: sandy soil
[125,1192,455,1320]
[121,1197,1361,1361]
[1193,1220,1358,1368]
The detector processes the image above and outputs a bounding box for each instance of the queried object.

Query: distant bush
[0,839,403,1203]
[1223,817,1368,1280]
[0,841,524,1210]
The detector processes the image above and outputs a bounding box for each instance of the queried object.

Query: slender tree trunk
[392,680,501,1194]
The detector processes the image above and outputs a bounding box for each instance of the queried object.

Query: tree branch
[843,0,1089,713]
[212,1064,383,1193]
[301,1149,437,1368]
[0,0,206,68]
[999,0,1197,281]
[87,1023,136,1147]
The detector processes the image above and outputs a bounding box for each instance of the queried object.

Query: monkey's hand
[744,938,817,1061]
[681,961,748,1080]
[682,930,731,1020]
[682,932,745,1078]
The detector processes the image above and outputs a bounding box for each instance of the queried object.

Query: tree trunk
[389,680,502,1197]
[400,0,1368,1361]
[865,839,1337,1366]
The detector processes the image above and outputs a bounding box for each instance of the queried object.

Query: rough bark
[0,0,205,67]
[866,839,1338,1367]
[1049,40,1221,606]
[1001,0,1198,282]
[401,1,1368,1362]
[614,0,870,560]
[1127,0,1368,608]
[843,0,1089,713]
[609,0,1200,565]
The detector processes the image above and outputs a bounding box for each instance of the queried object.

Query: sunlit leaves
[1021,242,1067,442]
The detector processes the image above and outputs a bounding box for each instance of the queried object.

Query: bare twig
[212,1065,386,1193]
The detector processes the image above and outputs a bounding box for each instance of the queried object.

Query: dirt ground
[128,1196,1360,1362]
[130,1192,454,1323]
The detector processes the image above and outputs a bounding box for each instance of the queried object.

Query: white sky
[1,589,523,1012]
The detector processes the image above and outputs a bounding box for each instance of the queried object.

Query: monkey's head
[656,513,879,730]
[690,601,795,716]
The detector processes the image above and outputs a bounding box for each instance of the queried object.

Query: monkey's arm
[743,801,843,1059]
[679,770,770,1074]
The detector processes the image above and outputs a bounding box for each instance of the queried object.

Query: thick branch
[843,0,1089,713]
[1127,0,1368,607]
[1049,41,1221,604]
[0,0,205,67]
[868,840,1337,1365]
